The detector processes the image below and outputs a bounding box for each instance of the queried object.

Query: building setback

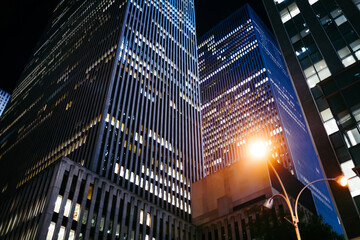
[192,159,316,240]
[263,0,360,238]
[0,0,203,239]
[198,4,342,234]
[0,89,10,117]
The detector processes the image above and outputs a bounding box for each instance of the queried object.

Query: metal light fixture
[248,139,348,240]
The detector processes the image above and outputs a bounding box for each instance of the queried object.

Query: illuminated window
[139,210,144,224]
[320,108,333,122]
[46,222,56,240]
[323,119,339,135]
[65,101,72,110]
[338,47,351,59]
[337,47,356,67]
[341,160,360,197]
[353,0,360,10]
[58,226,66,240]
[314,60,331,80]
[100,217,105,231]
[87,186,93,200]
[303,66,316,79]
[69,229,75,240]
[352,106,360,122]
[308,0,319,5]
[54,195,63,213]
[54,195,81,221]
[73,203,81,221]
[303,59,331,88]
[280,3,300,23]
[64,199,72,217]
[349,40,360,59]
[146,213,151,227]
[342,55,356,67]
[114,163,119,174]
[82,209,88,224]
[345,128,360,147]
[334,15,347,26]
[306,75,320,88]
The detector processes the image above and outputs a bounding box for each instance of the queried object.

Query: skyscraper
[198,4,342,234]
[263,0,360,237]
[0,0,202,239]
[0,89,10,117]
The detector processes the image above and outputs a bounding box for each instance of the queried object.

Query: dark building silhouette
[198,4,342,234]
[263,0,360,238]
[0,0,203,239]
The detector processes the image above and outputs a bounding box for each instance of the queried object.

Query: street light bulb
[339,176,348,187]
[263,198,274,209]
[249,140,267,160]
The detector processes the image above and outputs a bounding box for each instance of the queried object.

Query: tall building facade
[198,4,342,234]
[0,89,10,117]
[0,0,203,239]
[263,0,360,237]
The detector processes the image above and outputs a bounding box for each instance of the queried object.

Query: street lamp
[249,140,348,240]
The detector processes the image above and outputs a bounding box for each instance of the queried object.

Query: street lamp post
[266,159,302,240]
[249,140,348,240]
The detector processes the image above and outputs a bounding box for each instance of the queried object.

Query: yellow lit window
[87,186,93,200]
[146,213,151,227]
[114,163,119,174]
[139,210,144,224]
[65,101,72,110]
[73,203,81,221]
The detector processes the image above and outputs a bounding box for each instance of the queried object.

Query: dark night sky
[0,0,269,94]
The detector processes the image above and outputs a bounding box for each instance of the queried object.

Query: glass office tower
[263,0,360,237]
[0,0,202,239]
[0,89,10,117]
[198,4,341,234]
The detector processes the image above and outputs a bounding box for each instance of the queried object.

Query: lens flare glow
[249,140,267,160]
[339,176,348,187]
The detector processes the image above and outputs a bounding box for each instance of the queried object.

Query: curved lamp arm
[264,193,287,209]
[267,160,299,224]
[268,193,287,203]
[294,178,336,222]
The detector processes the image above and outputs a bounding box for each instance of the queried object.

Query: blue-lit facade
[198,4,341,233]
[0,0,202,239]
[0,89,10,117]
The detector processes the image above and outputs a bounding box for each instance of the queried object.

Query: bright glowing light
[249,140,267,160]
[339,176,348,187]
